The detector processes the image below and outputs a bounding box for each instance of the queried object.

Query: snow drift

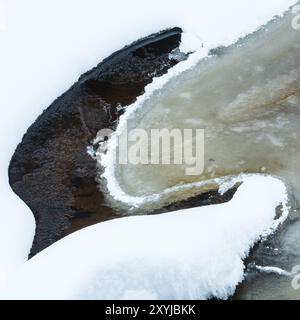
[2,175,289,300]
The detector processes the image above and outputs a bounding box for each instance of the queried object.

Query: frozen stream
[100,7,300,299]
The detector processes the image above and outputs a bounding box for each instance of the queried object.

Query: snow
[1,175,289,299]
[254,265,291,277]
[0,0,296,297]
[0,4,5,31]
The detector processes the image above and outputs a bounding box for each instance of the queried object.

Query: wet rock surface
[147,187,237,216]
[9,27,238,259]
[9,28,184,257]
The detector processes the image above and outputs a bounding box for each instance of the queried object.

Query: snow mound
[2,175,289,300]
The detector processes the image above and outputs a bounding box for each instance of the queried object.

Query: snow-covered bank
[0,0,296,288]
[2,176,289,299]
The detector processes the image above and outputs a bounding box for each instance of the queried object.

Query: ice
[101,6,300,209]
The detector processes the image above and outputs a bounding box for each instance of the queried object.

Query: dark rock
[9,28,184,257]
[147,187,237,216]
[9,27,238,260]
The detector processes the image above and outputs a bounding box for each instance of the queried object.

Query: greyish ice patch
[100,5,300,212]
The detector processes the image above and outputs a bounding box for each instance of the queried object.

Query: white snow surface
[1,175,289,300]
[0,0,296,297]
[255,265,291,277]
